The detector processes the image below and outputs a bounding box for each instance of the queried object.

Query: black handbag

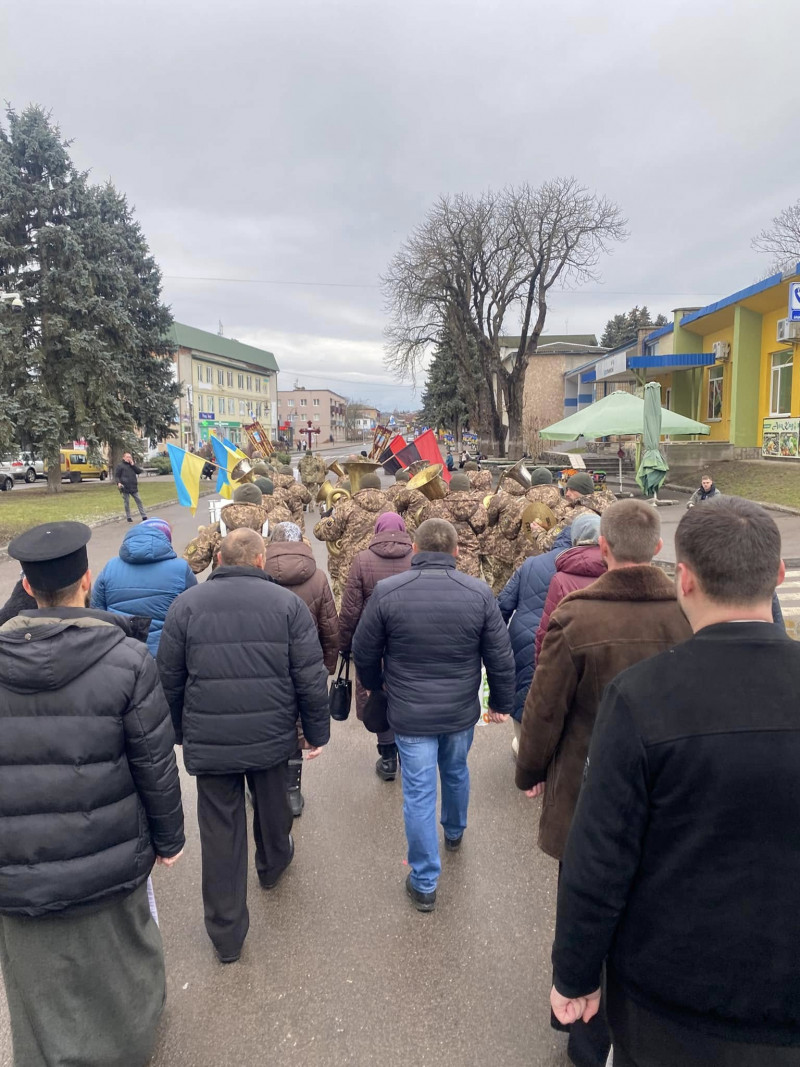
[362,689,389,734]
[329,655,352,721]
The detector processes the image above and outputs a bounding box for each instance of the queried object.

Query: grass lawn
[0,482,185,544]
[668,461,800,510]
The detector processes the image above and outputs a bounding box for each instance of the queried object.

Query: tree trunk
[506,375,525,460]
[46,446,62,494]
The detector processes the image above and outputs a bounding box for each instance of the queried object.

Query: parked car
[3,452,45,483]
[42,449,109,483]
[0,458,15,492]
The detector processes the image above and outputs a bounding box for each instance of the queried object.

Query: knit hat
[566,472,594,497]
[375,512,406,533]
[252,461,272,476]
[463,461,479,471]
[140,517,172,544]
[449,473,470,493]
[233,483,263,505]
[395,470,410,483]
[358,473,381,491]
[530,467,553,486]
[279,465,294,476]
[570,514,601,546]
[271,522,302,543]
[254,476,274,496]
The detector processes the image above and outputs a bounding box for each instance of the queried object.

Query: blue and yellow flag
[210,435,248,500]
[166,444,207,514]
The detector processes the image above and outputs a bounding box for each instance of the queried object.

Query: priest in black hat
[0,522,186,1067]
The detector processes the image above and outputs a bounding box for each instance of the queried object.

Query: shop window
[707,366,723,421]
[770,350,793,416]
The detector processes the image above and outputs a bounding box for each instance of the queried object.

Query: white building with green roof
[170,323,279,449]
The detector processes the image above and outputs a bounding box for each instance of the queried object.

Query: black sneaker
[375,742,398,781]
[259,835,295,889]
[444,835,463,852]
[126,517,133,523]
[215,950,240,964]
[405,872,436,912]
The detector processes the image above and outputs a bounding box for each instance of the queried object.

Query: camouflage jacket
[299,453,326,489]
[481,491,529,565]
[393,485,434,534]
[467,469,493,493]
[418,492,488,578]
[182,502,269,574]
[532,490,616,553]
[313,488,391,583]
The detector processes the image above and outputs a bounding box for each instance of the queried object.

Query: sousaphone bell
[317,480,351,508]
[326,458,346,480]
[230,457,255,484]
[502,458,533,490]
[343,458,381,494]
[408,463,448,500]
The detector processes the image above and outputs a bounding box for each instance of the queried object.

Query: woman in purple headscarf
[339,511,413,781]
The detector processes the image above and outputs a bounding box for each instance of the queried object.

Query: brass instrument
[369,425,392,460]
[407,459,431,477]
[317,480,351,509]
[326,458,346,480]
[230,457,255,484]
[327,538,344,556]
[343,458,381,494]
[522,501,556,532]
[408,463,448,500]
[242,420,275,457]
[502,458,532,490]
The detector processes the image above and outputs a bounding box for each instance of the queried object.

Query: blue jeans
[394,727,475,894]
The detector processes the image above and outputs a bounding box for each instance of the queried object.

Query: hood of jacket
[0,609,128,693]
[263,541,316,586]
[556,544,606,578]
[119,525,176,565]
[354,488,389,514]
[369,530,413,559]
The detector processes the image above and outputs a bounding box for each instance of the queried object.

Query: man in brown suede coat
[515,498,692,1067]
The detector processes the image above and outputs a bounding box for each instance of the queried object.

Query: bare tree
[752,199,800,273]
[383,179,627,456]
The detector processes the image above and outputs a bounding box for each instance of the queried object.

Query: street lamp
[0,291,24,311]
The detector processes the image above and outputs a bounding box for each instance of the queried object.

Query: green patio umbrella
[636,382,669,497]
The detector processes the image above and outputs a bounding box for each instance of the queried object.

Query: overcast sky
[2,0,794,410]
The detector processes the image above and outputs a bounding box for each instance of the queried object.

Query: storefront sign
[762,417,800,459]
[198,411,214,420]
[790,283,800,322]
[596,353,628,380]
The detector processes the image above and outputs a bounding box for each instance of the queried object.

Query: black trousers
[196,765,292,958]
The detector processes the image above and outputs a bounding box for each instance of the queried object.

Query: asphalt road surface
[0,470,570,1067]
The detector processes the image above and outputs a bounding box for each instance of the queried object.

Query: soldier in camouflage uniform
[524,467,562,511]
[182,483,269,575]
[313,473,391,598]
[479,486,534,593]
[298,451,326,495]
[254,476,294,528]
[463,461,493,494]
[416,472,488,580]
[383,468,410,506]
[530,472,616,553]
[273,465,312,531]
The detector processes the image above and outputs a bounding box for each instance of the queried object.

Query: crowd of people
[0,453,798,1067]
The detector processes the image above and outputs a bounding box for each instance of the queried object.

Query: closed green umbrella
[636,382,669,497]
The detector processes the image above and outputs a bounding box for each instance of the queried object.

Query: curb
[663,483,800,517]
[0,490,215,565]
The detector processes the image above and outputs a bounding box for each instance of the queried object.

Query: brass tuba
[317,481,351,508]
[502,458,532,490]
[326,458,346,480]
[408,463,448,500]
[230,457,255,484]
[343,458,381,494]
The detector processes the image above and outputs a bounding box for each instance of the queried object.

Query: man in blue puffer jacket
[498,526,573,753]
[92,518,197,655]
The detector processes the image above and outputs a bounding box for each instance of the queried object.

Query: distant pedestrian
[353,518,514,912]
[687,473,721,507]
[339,512,413,780]
[264,521,339,817]
[0,522,185,1067]
[114,451,147,522]
[516,499,692,1067]
[446,450,455,472]
[459,449,468,468]
[91,518,197,656]
[157,527,330,963]
[550,497,800,1067]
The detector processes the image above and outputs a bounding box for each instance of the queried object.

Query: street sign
[790,283,800,322]
[198,411,214,420]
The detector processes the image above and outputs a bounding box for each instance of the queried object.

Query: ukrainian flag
[210,435,248,499]
[166,444,207,514]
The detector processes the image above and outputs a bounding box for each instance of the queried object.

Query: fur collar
[564,564,676,603]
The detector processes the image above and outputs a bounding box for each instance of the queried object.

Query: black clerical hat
[8,522,92,592]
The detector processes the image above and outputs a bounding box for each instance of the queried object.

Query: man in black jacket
[158,527,331,963]
[0,521,185,1067]
[551,497,800,1066]
[353,518,514,913]
[114,450,147,522]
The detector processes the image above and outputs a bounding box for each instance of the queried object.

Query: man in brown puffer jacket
[313,474,391,591]
[416,472,488,579]
[264,521,339,817]
[338,513,413,782]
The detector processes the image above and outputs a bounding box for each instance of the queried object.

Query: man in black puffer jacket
[353,518,514,913]
[158,526,330,963]
[0,521,185,1067]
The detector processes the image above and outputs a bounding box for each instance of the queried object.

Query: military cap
[279,465,294,476]
[395,470,410,483]
[449,473,471,493]
[463,461,479,471]
[8,521,91,592]
[233,483,263,505]
[359,473,381,491]
[254,476,274,496]
[566,472,595,497]
[531,466,553,486]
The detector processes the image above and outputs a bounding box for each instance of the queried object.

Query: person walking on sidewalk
[0,522,185,1067]
[157,528,330,964]
[339,512,413,781]
[550,497,800,1067]
[353,518,514,913]
[114,451,147,522]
